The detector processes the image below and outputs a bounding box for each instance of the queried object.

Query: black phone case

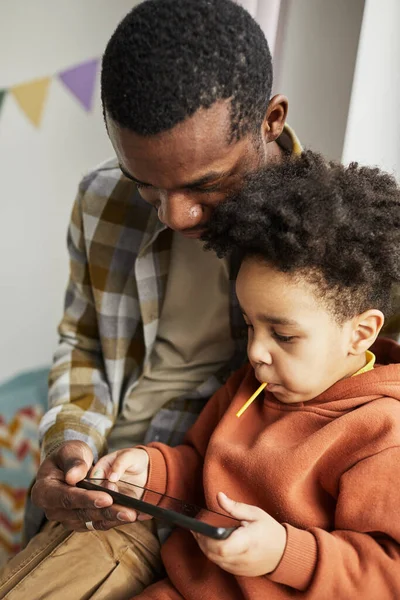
[77,479,237,540]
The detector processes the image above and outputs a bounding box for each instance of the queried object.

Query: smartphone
[77,478,239,540]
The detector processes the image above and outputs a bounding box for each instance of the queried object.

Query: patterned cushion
[0,368,48,565]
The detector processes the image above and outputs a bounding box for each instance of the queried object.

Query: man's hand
[31,441,139,532]
[192,492,287,577]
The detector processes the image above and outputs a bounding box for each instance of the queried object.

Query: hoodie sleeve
[268,446,400,596]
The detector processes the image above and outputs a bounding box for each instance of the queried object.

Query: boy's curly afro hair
[203,151,400,322]
[101,0,272,141]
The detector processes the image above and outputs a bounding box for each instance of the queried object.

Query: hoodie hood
[306,337,400,410]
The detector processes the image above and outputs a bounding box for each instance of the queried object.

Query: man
[0,0,301,597]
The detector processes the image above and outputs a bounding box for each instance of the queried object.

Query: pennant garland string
[0,58,100,128]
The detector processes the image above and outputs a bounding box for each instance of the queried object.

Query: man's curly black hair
[203,151,400,323]
[101,0,272,141]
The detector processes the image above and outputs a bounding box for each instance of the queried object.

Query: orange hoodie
[136,338,400,600]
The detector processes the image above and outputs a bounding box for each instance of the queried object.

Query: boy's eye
[273,331,295,343]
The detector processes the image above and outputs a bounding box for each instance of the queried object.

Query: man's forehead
[107,101,233,153]
[107,108,256,189]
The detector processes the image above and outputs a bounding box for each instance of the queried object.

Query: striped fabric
[0,486,27,565]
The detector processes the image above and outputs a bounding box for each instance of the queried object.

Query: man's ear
[261,94,288,144]
[349,309,385,355]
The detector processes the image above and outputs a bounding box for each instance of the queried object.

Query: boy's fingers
[193,528,249,560]
[214,527,250,557]
[109,449,148,482]
[90,453,119,479]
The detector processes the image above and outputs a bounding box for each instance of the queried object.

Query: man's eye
[135,182,152,190]
[196,184,222,194]
[273,332,295,343]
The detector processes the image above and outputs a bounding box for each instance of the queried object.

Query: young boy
[93,151,400,599]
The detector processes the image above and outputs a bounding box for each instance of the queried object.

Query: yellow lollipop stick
[236,382,267,417]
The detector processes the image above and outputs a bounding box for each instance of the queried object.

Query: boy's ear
[349,309,385,355]
[261,94,288,144]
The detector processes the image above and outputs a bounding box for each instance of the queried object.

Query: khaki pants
[0,520,162,600]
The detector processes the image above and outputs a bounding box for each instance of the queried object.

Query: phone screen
[79,478,240,539]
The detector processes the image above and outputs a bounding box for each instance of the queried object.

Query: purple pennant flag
[59,58,99,111]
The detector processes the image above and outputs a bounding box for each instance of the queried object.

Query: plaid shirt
[39,163,243,462]
[39,126,302,462]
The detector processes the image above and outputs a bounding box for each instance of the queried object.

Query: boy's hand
[192,492,287,577]
[91,448,150,497]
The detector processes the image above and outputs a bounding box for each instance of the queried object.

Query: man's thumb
[58,442,94,485]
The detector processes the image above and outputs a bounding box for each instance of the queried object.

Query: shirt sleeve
[268,446,400,596]
[39,178,115,462]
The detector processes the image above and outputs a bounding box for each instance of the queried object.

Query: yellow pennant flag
[11,77,51,127]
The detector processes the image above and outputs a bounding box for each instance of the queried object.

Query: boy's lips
[255,378,281,390]
[254,368,282,390]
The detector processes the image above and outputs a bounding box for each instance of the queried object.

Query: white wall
[274,0,365,161]
[0,1,141,381]
[342,0,400,176]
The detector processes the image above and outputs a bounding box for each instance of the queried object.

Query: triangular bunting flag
[11,77,51,127]
[58,58,99,111]
[0,89,6,115]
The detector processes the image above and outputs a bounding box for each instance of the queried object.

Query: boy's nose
[248,337,273,367]
[157,191,204,232]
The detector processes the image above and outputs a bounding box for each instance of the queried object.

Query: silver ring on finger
[85,521,95,531]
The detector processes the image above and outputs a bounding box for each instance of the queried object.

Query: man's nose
[157,191,204,232]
